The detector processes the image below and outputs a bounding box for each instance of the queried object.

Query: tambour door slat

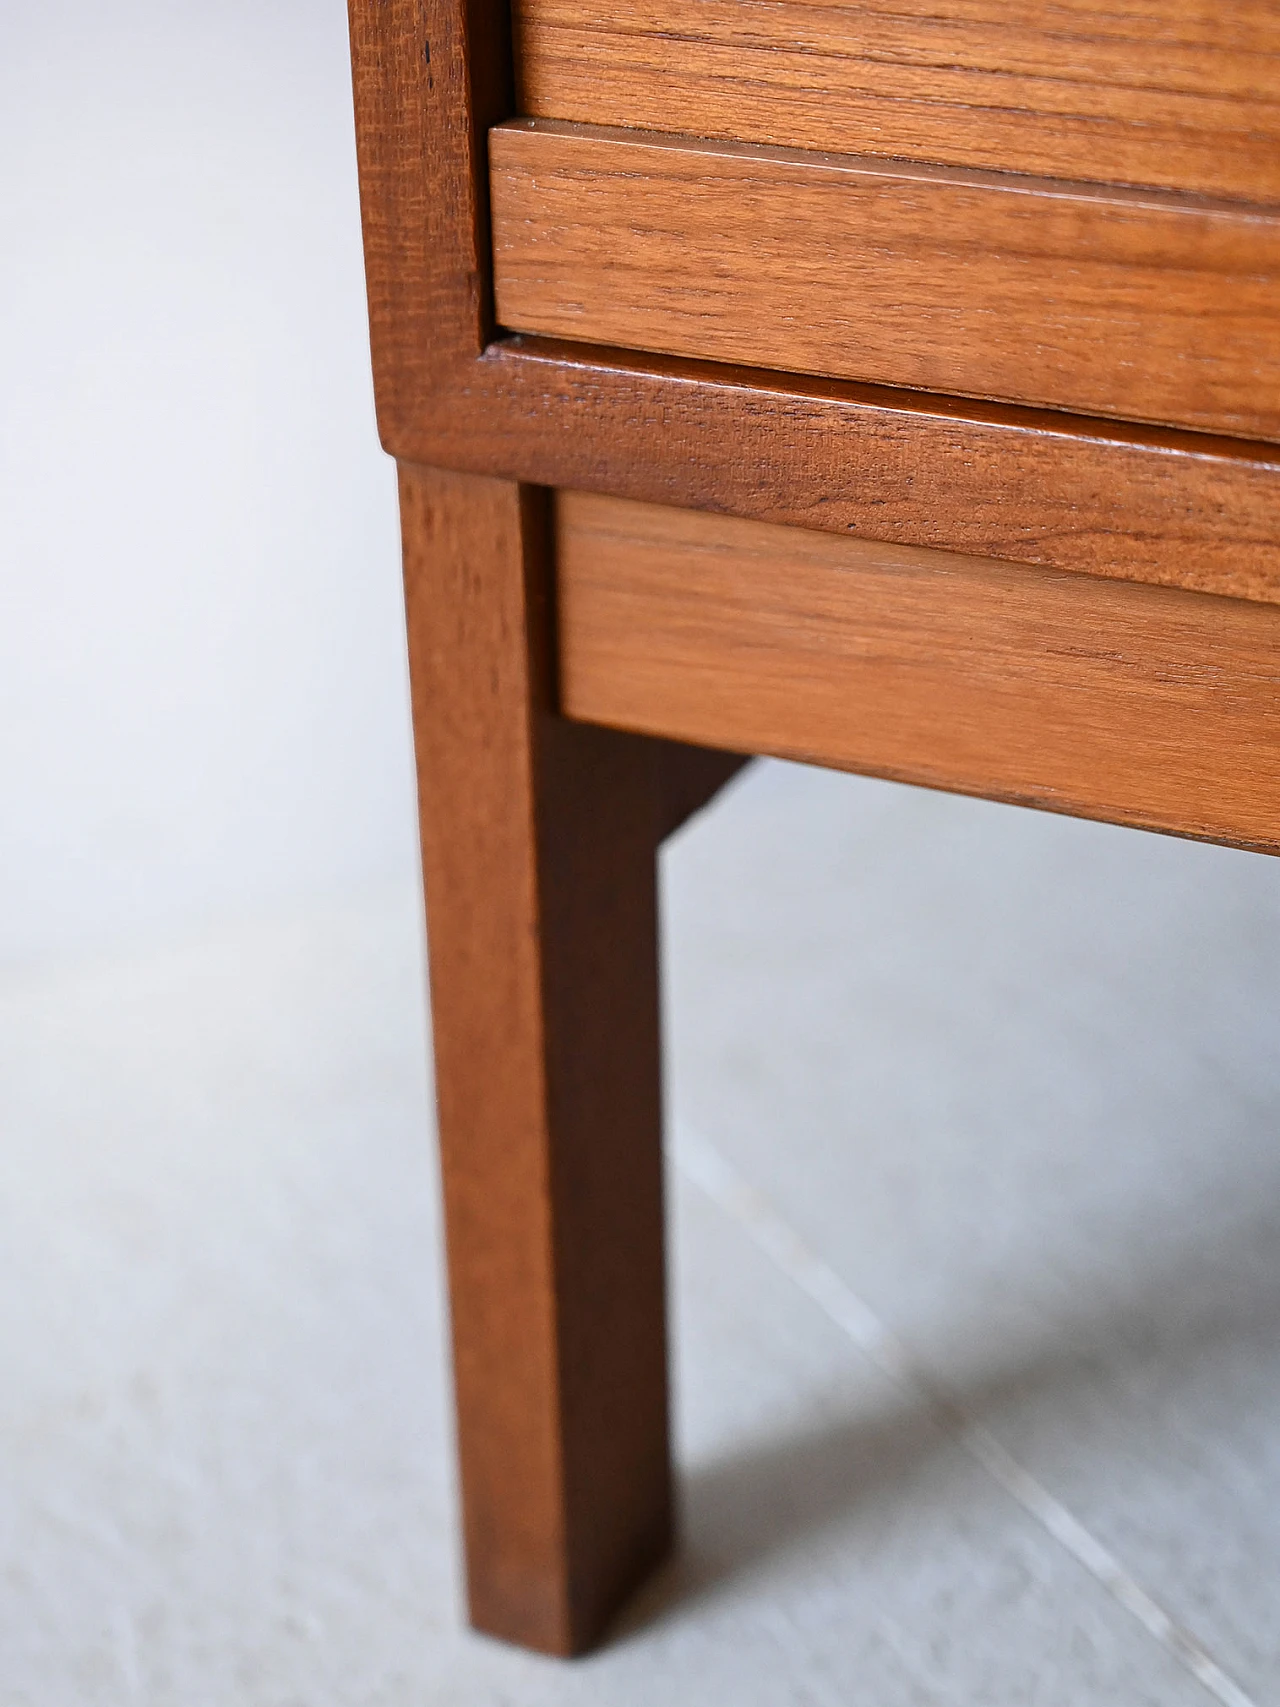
[490,120,1280,443]
[513,0,1280,203]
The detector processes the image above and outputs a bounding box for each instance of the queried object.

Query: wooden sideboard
[347,0,1280,1658]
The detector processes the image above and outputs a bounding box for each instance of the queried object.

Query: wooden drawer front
[491,121,1280,442]
[513,0,1280,202]
[555,491,1280,853]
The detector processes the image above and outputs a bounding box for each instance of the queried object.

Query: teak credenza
[346,0,1280,1657]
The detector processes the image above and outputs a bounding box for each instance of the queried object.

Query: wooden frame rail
[557,492,1280,855]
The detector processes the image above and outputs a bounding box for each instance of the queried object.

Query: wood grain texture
[410,338,1280,608]
[556,490,1280,853]
[349,6,1280,1669]
[513,0,1280,202]
[400,463,672,1655]
[491,120,1280,442]
[346,0,510,416]
[346,1,1280,609]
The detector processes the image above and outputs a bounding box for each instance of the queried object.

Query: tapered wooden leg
[398,463,672,1656]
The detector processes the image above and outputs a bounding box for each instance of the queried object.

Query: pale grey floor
[4,760,1279,1705]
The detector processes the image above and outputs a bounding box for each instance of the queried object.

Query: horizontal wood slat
[490,121,1280,442]
[512,0,1280,203]
[555,491,1280,853]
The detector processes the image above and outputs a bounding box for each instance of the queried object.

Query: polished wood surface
[401,463,672,1655]
[557,491,1280,853]
[492,120,1280,442]
[347,2,1280,607]
[514,0,1280,201]
[347,0,1280,1659]
[406,340,1280,608]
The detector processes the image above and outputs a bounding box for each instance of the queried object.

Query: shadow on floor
[609,1158,1280,1642]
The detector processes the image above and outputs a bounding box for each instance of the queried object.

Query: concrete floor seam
[672,1119,1258,1707]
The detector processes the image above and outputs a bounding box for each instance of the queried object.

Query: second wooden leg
[399,463,672,1656]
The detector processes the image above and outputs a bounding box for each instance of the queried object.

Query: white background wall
[1,0,418,975]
